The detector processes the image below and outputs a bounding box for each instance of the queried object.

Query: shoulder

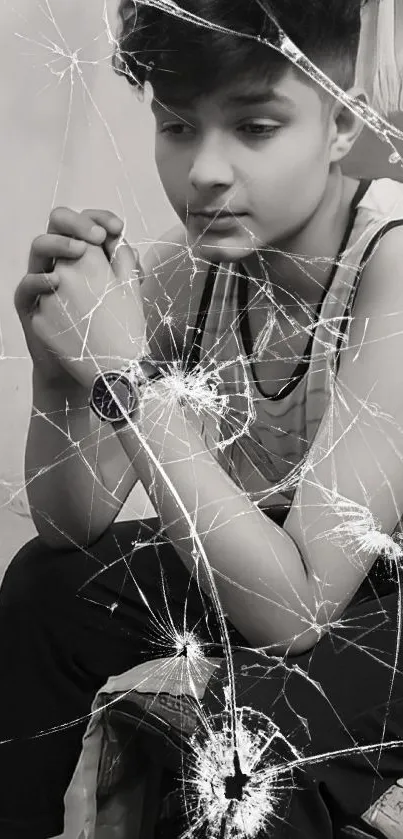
[140,223,211,361]
[338,222,403,402]
[351,221,403,319]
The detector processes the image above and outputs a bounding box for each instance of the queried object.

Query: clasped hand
[15,207,148,391]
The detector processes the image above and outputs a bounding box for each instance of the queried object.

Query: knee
[2,534,45,586]
[0,535,79,611]
[0,519,160,612]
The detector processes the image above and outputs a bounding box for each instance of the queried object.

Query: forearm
[25,372,126,547]
[116,382,317,654]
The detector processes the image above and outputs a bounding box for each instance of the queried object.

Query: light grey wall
[0,0,177,568]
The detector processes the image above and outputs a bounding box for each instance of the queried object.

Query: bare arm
[25,370,139,549]
[22,217,200,549]
[116,385,313,656]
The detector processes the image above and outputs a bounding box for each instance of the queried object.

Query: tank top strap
[185,262,218,371]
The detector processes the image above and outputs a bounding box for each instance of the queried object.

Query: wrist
[72,345,151,392]
[88,354,165,426]
[32,366,90,405]
[128,378,205,447]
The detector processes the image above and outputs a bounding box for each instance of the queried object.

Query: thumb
[103,234,144,289]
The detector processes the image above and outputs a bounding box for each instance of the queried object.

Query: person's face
[151,67,335,264]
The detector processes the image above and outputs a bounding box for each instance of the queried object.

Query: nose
[188,132,234,191]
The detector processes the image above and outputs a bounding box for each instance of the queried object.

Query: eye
[239,122,280,137]
[158,123,194,137]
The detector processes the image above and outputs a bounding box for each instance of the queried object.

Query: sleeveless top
[185,178,403,559]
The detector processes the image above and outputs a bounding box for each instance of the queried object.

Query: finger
[47,206,107,245]
[14,272,59,317]
[27,233,87,275]
[47,206,123,244]
[103,235,143,287]
[81,209,124,236]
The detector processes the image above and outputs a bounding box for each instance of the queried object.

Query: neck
[243,168,361,309]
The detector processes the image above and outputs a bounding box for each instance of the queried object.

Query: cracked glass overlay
[5,1,403,837]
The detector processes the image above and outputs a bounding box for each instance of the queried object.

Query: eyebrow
[225,91,295,108]
[152,89,295,110]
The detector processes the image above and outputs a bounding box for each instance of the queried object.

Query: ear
[328,86,370,164]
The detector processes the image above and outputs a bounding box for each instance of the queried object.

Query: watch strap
[90,357,165,424]
[123,356,165,387]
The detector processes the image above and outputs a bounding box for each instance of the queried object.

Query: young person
[2,0,403,835]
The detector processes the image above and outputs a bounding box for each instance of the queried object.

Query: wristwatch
[89,357,164,424]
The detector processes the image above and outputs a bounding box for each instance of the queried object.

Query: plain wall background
[1,0,403,571]
[0,0,179,567]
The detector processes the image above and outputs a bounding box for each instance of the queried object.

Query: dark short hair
[112,0,368,101]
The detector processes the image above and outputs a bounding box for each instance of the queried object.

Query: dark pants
[0,518,402,838]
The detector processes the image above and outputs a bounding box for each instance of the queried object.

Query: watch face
[92,372,136,422]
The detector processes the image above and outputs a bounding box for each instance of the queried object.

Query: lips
[189,212,247,232]
[190,209,246,218]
